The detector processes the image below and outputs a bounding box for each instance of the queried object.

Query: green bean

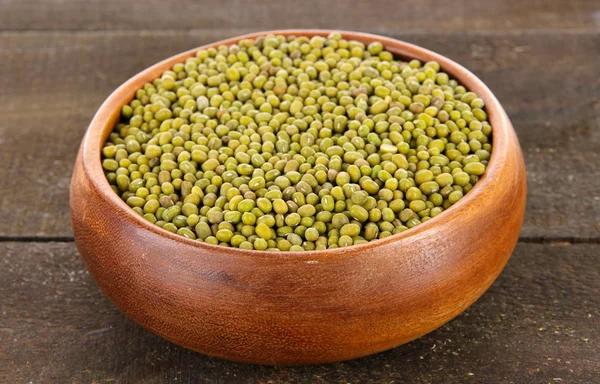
[103,32,492,250]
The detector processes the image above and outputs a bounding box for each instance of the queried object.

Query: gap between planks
[0,28,597,36]
[1,236,598,244]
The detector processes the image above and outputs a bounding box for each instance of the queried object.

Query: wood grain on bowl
[70,30,526,365]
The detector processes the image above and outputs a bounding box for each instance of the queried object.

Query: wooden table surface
[1,1,599,382]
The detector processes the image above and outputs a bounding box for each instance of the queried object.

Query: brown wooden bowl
[70,30,526,365]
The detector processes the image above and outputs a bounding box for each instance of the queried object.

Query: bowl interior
[80,29,511,257]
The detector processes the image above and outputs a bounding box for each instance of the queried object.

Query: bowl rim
[79,29,512,258]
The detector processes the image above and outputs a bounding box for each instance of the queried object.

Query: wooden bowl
[70,30,526,365]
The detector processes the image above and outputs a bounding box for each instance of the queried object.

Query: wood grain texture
[1,0,598,31]
[0,31,598,239]
[1,242,597,382]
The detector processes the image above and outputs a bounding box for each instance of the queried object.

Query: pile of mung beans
[101,32,492,251]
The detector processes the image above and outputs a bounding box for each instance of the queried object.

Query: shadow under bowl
[70,30,527,365]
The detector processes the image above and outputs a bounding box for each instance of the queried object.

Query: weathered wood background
[0,1,598,382]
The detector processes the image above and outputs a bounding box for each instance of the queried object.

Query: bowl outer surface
[70,30,527,365]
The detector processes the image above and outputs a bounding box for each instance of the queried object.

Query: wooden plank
[0,31,598,238]
[1,242,598,382]
[1,0,598,32]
